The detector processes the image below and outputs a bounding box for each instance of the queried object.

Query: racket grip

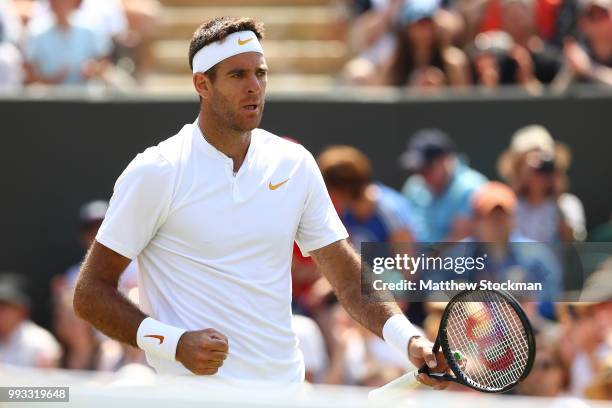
[368,369,421,400]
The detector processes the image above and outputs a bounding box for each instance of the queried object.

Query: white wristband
[136,317,187,361]
[382,314,423,355]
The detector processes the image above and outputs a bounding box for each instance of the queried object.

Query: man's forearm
[311,240,402,338]
[73,245,146,347]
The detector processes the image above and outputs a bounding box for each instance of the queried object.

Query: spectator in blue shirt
[317,145,422,252]
[399,128,487,242]
[23,0,109,85]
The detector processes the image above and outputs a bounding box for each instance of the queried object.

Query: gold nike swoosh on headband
[269,179,289,190]
[238,37,254,46]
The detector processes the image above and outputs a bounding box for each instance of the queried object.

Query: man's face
[200,52,268,133]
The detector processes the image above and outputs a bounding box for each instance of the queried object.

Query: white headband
[192,30,264,73]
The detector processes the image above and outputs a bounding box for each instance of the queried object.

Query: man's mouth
[243,104,259,112]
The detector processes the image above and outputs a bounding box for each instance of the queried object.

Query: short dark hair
[188,17,265,76]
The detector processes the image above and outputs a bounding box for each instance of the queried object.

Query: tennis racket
[369,289,535,399]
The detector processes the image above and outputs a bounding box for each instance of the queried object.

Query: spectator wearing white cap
[497,124,586,242]
[0,273,61,368]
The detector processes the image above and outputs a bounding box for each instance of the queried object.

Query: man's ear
[193,72,211,100]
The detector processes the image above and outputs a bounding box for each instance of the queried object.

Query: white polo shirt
[96,121,348,383]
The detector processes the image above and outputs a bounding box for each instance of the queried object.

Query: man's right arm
[73,241,145,347]
[73,241,229,374]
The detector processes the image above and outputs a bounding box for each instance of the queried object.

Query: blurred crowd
[2,0,612,92]
[0,0,160,90]
[0,123,610,401]
[340,0,612,91]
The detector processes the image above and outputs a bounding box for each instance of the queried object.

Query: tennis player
[73,17,448,388]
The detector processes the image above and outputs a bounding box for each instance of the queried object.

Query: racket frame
[429,289,536,393]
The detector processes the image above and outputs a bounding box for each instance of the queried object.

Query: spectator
[560,0,612,86]
[383,0,471,88]
[0,19,23,89]
[292,314,329,383]
[55,200,137,293]
[342,0,403,86]
[119,0,160,81]
[323,304,410,385]
[558,301,612,397]
[469,30,514,88]
[317,145,420,251]
[0,273,61,368]
[52,287,129,370]
[428,182,563,302]
[584,355,612,400]
[23,0,109,85]
[465,0,564,44]
[399,128,487,242]
[515,331,570,397]
[0,0,23,44]
[497,125,584,242]
[29,0,125,46]
[469,0,562,92]
[501,0,562,83]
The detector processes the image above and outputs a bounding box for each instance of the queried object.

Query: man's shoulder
[254,128,310,161]
[120,124,192,181]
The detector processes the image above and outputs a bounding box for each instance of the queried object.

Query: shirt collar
[192,117,258,166]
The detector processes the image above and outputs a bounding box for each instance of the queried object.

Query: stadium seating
[148,0,349,91]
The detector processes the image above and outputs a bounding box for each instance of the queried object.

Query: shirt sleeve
[295,148,348,257]
[96,148,174,259]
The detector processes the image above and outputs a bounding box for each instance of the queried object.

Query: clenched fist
[175,328,229,375]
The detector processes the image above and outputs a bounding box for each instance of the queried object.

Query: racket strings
[471,292,528,389]
[446,291,530,391]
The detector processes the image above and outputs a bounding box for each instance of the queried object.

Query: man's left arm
[309,239,450,389]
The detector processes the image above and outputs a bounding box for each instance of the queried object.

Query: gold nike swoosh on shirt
[269,179,290,190]
[238,37,254,46]
[144,334,165,344]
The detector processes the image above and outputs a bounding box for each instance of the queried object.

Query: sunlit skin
[193,52,268,173]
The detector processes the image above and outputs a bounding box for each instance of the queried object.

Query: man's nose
[246,74,262,94]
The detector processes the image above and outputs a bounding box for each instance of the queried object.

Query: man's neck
[198,114,251,174]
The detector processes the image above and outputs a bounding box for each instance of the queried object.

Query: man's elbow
[72,278,91,321]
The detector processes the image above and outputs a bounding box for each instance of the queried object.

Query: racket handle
[368,369,421,400]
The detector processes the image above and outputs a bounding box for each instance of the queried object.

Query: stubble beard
[210,91,264,133]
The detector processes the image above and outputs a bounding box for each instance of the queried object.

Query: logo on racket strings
[465,306,515,371]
